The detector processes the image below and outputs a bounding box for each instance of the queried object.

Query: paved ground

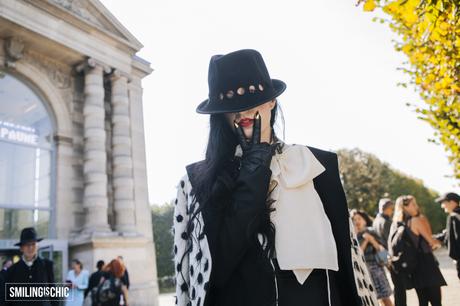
[159,248,459,306]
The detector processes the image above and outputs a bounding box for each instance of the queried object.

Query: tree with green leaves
[337,148,445,232]
[151,203,174,280]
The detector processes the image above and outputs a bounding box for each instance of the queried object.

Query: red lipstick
[238,118,254,128]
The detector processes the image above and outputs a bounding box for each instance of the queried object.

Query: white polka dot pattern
[349,215,379,306]
[173,174,212,306]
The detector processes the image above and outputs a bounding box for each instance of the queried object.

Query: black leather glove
[234,111,276,173]
[210,158,240,199]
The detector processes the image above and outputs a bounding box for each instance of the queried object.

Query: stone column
[111,70,136,233]
[80,59,110,233]
[53,134,75,239]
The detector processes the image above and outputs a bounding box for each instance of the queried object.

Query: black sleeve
[43,259,59,306]
[451,216,460,260]
[85,273,96,298]
[369,229,386,248]
[205,164,272,288]
[4,265,16,306]
[0,272,5,305]
[383,219,392,245]
[331,154,362,306]
[45,260,55,284]
[124,270,130,289]
[313,150,362,306]
[45,260,59,306]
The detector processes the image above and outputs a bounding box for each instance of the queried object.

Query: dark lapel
[309,146,362,306]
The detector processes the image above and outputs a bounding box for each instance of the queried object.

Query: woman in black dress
[393,195,446,306]
[172,49,375,306]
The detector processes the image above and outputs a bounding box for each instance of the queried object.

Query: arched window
[0,72,54,239]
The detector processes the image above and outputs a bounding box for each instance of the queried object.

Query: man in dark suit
[4,227,57,306]
[84,260,105,299]
[373,198,394,248]
[436,192,460,279]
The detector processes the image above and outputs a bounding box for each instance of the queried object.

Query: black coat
[446,207,460,261]
[121,269,130,289]
[309,147,361,305]
[182,146,362,306]
[85,270,104,298]
[4,257,57,306]
[0,268,8,304]
[372,213,392,248]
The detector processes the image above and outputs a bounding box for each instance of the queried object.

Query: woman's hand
[431,239,442,250]
[362,233,374,243]
[363,233,381,249]
[210,159,240,200]
[234,112,276,173]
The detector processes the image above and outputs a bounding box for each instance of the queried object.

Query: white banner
[0,121,38,145]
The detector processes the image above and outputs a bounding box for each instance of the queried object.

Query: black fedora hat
[196,49,286,114]
[436,192,460,204]
[14,227,43,246]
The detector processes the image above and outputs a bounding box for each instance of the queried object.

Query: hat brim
[435,196,447,204]
[15,238,43,246]
[196,79,286,114]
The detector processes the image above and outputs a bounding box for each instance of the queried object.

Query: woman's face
[403,198,420,217]
[352,214,366,232]
[72,261,81,272]
[441,200,457,214]
[224,100,276,142]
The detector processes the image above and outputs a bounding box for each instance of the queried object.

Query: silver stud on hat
[237,87,245,95]
[219,93,224,100]
[226,90,234,99]
[258,84,264,91]
[249,85,256,93]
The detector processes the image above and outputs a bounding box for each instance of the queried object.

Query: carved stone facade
[0,0,158,305]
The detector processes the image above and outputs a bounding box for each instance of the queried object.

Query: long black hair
[193,101,282,203]
[177,102,283,287]
[350,209,373,227]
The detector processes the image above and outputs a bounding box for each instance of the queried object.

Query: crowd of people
[0,227,131,306]
[351,192,460,306]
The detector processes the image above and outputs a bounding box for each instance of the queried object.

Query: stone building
[0,0,159,305]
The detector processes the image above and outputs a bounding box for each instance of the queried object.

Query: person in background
[5,227,57,306]
[0,259,12,277]
[388,196,412,306]
[393,195,446,306]
[352,209,393,306]
[0,258,13,304]
[116,256,129,306]
[97,259,129,306]
[373,198,394,248]
[65,259,89,306]
[435,192,460,280]
[85,260,105,299]
[116,256,129,289]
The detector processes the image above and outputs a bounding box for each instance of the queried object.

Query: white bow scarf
[236,143,339,284]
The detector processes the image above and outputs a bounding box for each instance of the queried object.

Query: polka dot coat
[173,174,211,306]
[173,147,378,306]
